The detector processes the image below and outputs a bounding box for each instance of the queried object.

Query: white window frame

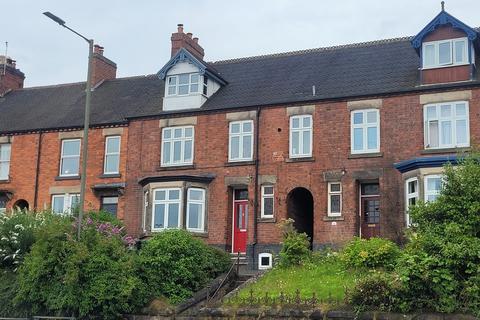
[161,126,194,167]
[51,193,80,215]
[151,188,182,231]
[261,185,274,218]
[258,252,273,270]
[327,182,342,217]
[228,120,254,162]
[351,109,380,154]
[0,143,11,181]
[424,101,469,149]
[59,139,81,177]
[289,115,313,158]
[166,73,201,96]
[405,177,419,227]
[104,136,121,174]
[422,38,469,69]
[186,188,206,233]
[424,174,443,202]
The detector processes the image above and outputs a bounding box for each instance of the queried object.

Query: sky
[2,0,479,87]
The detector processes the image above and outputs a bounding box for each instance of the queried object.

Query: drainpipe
[33,132,43,210]
[252,106,261,268]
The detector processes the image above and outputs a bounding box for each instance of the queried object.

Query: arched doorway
[13,199,29,211]
[287,187,314,246]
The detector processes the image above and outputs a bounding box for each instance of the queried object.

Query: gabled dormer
[158,25,227,111]
[411,3,479,85]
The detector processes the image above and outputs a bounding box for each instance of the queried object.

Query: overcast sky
[2,0,479,87]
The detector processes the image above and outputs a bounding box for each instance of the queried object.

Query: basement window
[258,253,273,270]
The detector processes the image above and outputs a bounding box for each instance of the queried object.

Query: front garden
[0,210,230,319]
[231,153,480,317]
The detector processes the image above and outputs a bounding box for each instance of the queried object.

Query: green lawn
[234,257,365,303]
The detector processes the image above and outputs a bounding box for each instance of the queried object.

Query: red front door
[361,197,380,239]
[233,200,248,253]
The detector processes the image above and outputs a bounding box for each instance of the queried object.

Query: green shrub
[341,237,400,270]
[0,270,30,317]
[138,229,230,304]
[392,154,480,315]
[346,271,404,312]
[16,211,148,319]
[278,219,311,267]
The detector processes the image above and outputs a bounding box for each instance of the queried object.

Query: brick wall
[1,126,128,219]
[123,87,480,252]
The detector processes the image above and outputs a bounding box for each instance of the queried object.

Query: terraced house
[0,6,479,269]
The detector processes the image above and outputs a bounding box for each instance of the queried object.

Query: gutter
[252,106,261,268]
[33,132,42,210]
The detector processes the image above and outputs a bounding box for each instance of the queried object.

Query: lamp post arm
[62,24,91,44]
[77,39,94,240]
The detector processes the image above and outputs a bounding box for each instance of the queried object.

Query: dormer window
[422,38,469,69]
[167,73,201,96]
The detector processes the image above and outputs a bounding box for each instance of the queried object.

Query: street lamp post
[43,12,93,240]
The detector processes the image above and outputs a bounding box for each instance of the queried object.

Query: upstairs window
[0,143,11,180]
[167,73,200,96]
[423,38,468,69]
[104,136,121,174]
[424,175,443,202]
[60,139,81,176]
[152,188,181,231]
[52,193,80,214]
[424,101,469,149]
[161,126,194,166]
[290,115,312,158]
[229,120,253,162]
[351,109,380,154]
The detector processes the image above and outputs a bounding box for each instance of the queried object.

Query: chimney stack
[91,44,117,87]
[0,56,25,96]
[170,24,205,60]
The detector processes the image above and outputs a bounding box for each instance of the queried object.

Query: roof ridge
[22,81,86,90]
[210,35,413,64]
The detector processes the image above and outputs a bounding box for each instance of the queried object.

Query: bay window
[424,101,469,149]
[152,188,181,231]
[186,188,206,232]
[424,175,443,202]
[405,178,418,226]
[52,194,80,214]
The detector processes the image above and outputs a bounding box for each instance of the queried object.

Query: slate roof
[1,36,480,134]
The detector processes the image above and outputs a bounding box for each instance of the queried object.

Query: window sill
[0,179,10,184]
[225,160,256,167]
[323,216,345,221]
[190,231,208,238]
[55,175,81,181]
[157,164,195,171]
[285,157,315,163]
[348,152,383,159]
[421,147,470,155]
[258,217,276,223]
[100,173,121,179]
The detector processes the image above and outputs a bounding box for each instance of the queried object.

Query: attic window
[422,38,468,69]
[167,73,200,96]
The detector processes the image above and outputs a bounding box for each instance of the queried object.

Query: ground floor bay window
[139,175,214,235]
